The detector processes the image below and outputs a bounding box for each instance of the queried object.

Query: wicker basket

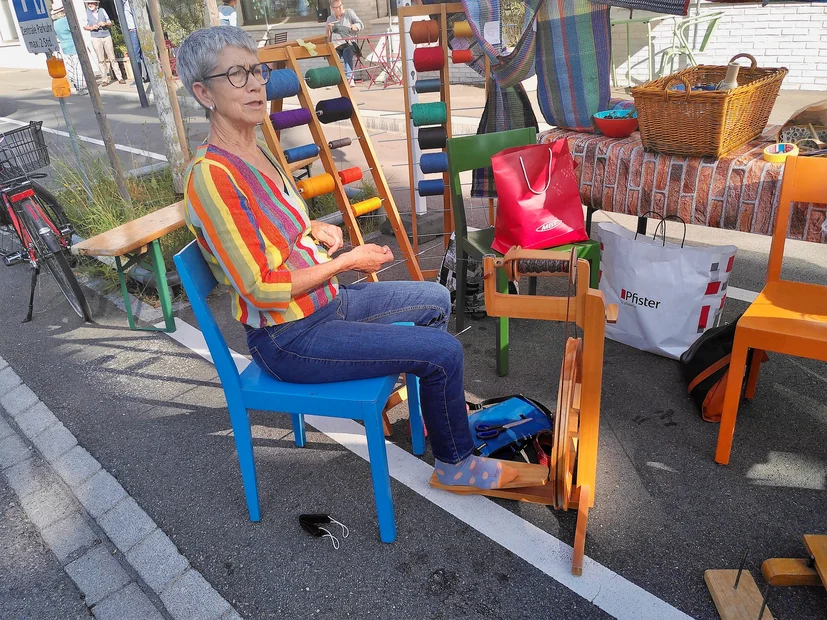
[630,54,787,158]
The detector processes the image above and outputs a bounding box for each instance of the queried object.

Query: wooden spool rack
[257,37,423,283]
[398,2,492,278]
[431,248,618,575]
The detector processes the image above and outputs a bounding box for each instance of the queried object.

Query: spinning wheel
[429,246,616,575]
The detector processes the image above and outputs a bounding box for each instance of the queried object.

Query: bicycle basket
[0,121,49,183]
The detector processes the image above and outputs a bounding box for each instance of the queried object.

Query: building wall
[611,1,827,90]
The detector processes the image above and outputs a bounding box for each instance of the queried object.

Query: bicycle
[0,121,92,323]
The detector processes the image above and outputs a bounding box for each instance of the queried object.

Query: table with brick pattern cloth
[538,127,826,243]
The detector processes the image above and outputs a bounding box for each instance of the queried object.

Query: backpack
[679,315,767,422]
[467,395,553,460]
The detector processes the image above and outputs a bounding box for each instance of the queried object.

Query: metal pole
[58,96,94,202]
[62,0,132,207]
[112,0,149,108]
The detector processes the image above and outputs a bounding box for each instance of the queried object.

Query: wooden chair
[715,156,827,465]
[173,241,426,542]
[446,129,600,377]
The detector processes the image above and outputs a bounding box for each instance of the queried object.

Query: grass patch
[54,156,191,299]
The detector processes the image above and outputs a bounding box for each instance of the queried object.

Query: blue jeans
[245,281,475,464]
[128,29,149,81]
[338,44,355,81]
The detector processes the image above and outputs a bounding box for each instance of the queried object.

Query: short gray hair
[177,26,258,110]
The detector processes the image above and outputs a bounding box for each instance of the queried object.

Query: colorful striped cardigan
[184,142,338,328]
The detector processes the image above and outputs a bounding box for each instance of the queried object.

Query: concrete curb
[0,357,242,620]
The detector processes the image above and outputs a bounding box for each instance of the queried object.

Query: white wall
[611,1,827,90]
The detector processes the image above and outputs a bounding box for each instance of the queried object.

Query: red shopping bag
[490,139,588,254]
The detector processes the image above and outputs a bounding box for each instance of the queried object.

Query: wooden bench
[72,201,186,333]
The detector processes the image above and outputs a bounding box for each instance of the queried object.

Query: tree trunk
[132,0,190,194]
[61,0,132,208]
[204,0,220,27]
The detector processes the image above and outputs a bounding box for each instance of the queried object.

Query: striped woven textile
[536,0,612,132]
[471,83,539,198]
[590,0,690,16]
[539,127,826,243]
[184,142,339,328]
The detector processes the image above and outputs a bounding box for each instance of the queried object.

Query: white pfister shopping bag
[597,221,738,359]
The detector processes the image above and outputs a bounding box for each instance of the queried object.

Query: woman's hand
[310,221,344,254]
[341,244,394,273]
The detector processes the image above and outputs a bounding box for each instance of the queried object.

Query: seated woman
[176,27,517,491]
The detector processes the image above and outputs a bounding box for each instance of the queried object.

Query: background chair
[715,156,827,465]
[174,241,425,542]
[446,128,600,376]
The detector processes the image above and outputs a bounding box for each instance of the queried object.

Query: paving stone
[41,511,100,563]
[4,456,54,499]
[127,529,190,593]
[98,497,157,553]
[15,401,58,438]
[52,445,102,489]
[65,545,131,606]
[0,414,15,440]
[31,421,78,461]
[75,470,127,519]
[18,483,75,530]
[0,433,31,470]
[92,583,164,620]
[0,384,38,418]
[160,569,231,620]
[0,366,22,398]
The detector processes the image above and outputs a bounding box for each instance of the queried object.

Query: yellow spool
[453,20,472,38]
[762,143,798,163]
[297,173,335,199]
[352,197,382,216]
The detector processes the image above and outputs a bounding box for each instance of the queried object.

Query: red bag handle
[519,149,553,195]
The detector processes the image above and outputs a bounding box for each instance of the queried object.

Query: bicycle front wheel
[21,204,92,321]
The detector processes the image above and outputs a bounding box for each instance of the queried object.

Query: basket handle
[728,53,757,69]
[662,75,692,101]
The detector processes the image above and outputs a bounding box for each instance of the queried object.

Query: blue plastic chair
[173,241,426,543]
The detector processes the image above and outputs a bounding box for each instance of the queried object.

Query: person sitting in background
[83,0,126,86]
[51,1,86,94]
[219,0,238,27]
[326,0,362,85]
[175,26,519,492]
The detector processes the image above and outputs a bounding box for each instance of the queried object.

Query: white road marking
[159,316,692,620]
[0,115,167,161]
[726,286,759,303]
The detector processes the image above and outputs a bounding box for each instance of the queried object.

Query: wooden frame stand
[258,38,423,282]
[430,248,617,576]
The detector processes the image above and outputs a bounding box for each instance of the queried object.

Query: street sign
[11,0,58,54]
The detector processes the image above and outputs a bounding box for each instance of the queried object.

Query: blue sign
[11,0,57,54]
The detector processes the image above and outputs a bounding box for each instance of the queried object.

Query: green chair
[446,129,600,377]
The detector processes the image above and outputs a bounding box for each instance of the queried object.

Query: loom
[432,246,618,577]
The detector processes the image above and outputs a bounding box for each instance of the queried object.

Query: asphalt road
[1,68,826,619]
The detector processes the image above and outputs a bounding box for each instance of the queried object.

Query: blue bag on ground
[467,395,553,459]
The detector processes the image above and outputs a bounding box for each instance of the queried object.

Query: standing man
[218,0,238,27]
[123,0,150,83]
[50,1,86,94]
[326,0,363,85]
[84,0,126,87]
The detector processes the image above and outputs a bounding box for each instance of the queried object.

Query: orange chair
[715,155,827,465]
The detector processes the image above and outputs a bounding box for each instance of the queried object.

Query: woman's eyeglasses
[204,63,270,88]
